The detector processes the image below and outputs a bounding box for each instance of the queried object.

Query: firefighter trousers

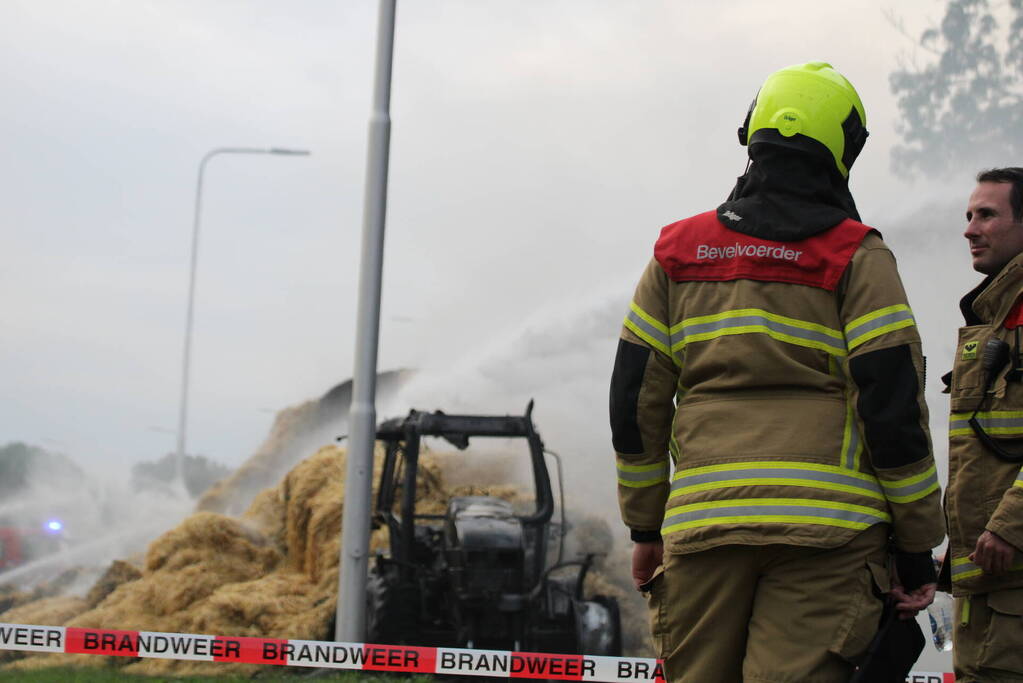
[646,525,890,683]
[954,589,1023,682]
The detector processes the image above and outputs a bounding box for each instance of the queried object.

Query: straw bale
[0,588,32,616]
[145,512,277,574]
[188,571,333,639]
[277,446,345,582]
[242,486,286,546]
[0,568,88,612]
[84,560,141,608]
[0,595,88,628]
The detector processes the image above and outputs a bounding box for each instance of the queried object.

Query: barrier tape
[0,622,953,682]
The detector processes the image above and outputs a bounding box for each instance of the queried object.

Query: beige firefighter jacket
[947,250,1023,596]
[614,230,945,555]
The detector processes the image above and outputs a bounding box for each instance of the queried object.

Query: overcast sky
[0,0,981,478]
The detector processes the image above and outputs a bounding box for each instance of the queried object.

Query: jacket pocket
[830,560,888,660]
[981,588,1023,672]
[952,327,991,407]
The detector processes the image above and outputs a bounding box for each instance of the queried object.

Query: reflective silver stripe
[949,557,1023,580]
[879,469,940,503]
[845,306,915,350]
[662,501,889,532]
[948,416,971,434]
[617,461,670,488]
[957,415,1023,432]
[677,315,844,352]
[669,465,883,499]
[617,466,670,483]
[950,412,1023,437]
[624,308,671,355]
[951,560,982,579]
[832,361,862,470]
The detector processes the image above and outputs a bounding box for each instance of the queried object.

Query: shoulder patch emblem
[962,341,979,361]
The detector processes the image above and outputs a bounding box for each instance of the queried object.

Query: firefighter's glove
[894,550,937,592]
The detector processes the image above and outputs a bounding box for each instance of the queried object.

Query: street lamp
[174,147,310,487]
[336,0,396,642]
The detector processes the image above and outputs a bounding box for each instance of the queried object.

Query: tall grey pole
[336,0,396,642]
[175,147,310,486]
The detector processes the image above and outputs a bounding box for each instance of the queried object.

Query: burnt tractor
[365,401,621,655]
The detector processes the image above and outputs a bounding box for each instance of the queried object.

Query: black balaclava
[717,132,861,242]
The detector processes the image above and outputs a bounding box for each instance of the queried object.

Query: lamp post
[336,0,396,642]
[174,147,310,487]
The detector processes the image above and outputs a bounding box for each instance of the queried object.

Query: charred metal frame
[373,400,554,585]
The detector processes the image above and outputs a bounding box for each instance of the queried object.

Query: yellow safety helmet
[737,61,868,178]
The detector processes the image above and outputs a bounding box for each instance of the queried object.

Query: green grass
[0,670,432,682]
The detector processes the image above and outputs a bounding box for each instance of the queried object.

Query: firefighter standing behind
[609,62,946,682]
[945,167,1023,682]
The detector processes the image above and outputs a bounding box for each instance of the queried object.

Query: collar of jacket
[963,251,1023,325]
[716,138,861,242]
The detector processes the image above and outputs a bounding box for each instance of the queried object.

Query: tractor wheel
[574,594,622,656]
[365,567,402,645]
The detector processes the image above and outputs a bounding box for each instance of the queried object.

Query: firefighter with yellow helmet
[609,62,945,682]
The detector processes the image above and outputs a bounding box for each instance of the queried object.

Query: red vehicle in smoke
[0,527,24,570]
[0,522,64,572]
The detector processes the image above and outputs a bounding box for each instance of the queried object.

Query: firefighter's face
[965,181,1023,275]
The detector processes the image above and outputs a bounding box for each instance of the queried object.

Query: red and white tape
[0,622,952,682]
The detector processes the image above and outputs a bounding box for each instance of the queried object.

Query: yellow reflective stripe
[623,303,671,357]
[844,304,916,350]
[671,460,881,483]
[954,410,1023,419]
[882,482,940,504]
[669,477,885,501]
[629,301,668,334]
[669,461,885,502]
[881,465,937,488]
[617,460,669,488]
[950,556,1023,581]
[661,497,890,535]
[950,426,1023,436]
[876,466,940,505]
[840,392,863,470]
[618,477,667,488]
[675,309,844,339]
[668,434,680,465]
[950,410,1023,437]
[664,498,890,515]
[617,462,668,473]
[667,308,847,357]
[623,317,666,353]
[664,515,875,533]
[950,557,982,581]
[674,325,848,356]
[844,305,910,335]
